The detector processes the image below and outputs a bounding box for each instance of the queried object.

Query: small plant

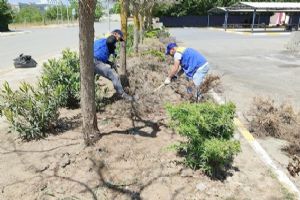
[200,138,240,176]
[144,27,170,39]
[166,101,240,176]
[41,49,80,108]
[142,49,165,61]
[0,81,64,140]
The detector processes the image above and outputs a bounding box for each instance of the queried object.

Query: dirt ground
[0,38,296,199]
[0,107,294,200]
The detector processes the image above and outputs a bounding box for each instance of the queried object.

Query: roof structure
[208,2,300,14]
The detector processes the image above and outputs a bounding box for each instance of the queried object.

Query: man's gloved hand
[171,75,178,82]
[164,77,171,85]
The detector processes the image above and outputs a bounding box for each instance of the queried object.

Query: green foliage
[0,81,64,140]
[41,49,80,108]
[200,138,240,176]
[166,101,240,176]
[14,5,43,23]
[110,1,121,14]
[0,49,108,140]
[95,1,104,20]
[115,24,134,56]
[142,49,165,61]
[144,27,170,40]
[154,0,299,17]
[45,6,72,21]
[0,0,13,31]
[167,102,236,140]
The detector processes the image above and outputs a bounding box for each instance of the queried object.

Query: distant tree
[95,1,104,21]
[110,1,121,14]
[15,6,43,23]
[153,0,300,17]
[0,0,13,31]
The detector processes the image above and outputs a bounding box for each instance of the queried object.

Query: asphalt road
[169,28,300,113]
[0,22,119,70]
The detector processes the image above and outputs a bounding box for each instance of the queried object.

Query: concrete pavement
[0,22,119,71]
[169,28,300,113]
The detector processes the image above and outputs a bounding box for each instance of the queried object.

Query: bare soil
[0,108,292,200]
[0,39,293,200]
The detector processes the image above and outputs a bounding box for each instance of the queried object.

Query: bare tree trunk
[120,0,130,87]
[79,0,99,146]
[120,0,128,75]
[139,12,144,44]
[133,5,140,54]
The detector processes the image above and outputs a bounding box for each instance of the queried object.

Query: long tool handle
[153,83,165,93]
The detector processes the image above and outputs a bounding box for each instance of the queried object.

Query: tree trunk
[79,0,99,146]
[133,5,140,54]
[120,0,128,75]
[120,0,130,88]
[139,13,144,44]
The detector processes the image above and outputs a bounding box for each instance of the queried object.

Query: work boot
[121,93,134,102]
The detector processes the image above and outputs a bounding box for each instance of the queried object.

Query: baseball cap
[165,43,177,55]
[112,29,124,41]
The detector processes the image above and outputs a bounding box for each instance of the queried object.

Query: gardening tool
[153,83,165,93]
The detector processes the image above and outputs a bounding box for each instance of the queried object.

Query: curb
[0,31,31,37]
[210,90,300,199]
[208,27,291,36]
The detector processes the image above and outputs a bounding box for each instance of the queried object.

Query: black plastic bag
[13,54,37,68]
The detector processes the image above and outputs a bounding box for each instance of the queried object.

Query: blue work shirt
[176,47,207,78]
[94,38,110,63]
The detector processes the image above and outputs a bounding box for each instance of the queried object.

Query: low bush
[144,27,170,39]
[41,49,80,108]
[141,49,165,61]
[0,49,108,140]
[166,101,240,176]
[0,81,64,140]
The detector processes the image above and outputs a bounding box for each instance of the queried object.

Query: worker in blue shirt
[94,29,133,101]
[164,43,209,100]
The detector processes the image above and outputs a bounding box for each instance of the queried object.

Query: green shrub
[0,81,64,140]
[167,102,236,140]
[110,1,120,14]
[144,27,170,39]
[41,49,80,108]
[200,138,240,176]
[0,49,109,140]
[14,6,43,23]
[166,101,240,176]
[142,49,165,61]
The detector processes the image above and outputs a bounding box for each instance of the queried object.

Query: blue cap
[112,29,124,41]
[165,43,177,55]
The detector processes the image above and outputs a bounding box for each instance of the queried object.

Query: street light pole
[107,0,110,32]
[66,5,70,24]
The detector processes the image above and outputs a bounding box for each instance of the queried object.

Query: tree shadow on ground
[97,99,166,140]
[54,113,82,134]
[89,158,182,200]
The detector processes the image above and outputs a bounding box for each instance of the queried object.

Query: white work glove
[164,77,171,85]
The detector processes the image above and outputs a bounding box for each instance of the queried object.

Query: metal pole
[107,0,110,31]
[207,14,210,27]
[224,11,228,31]
[252,9,256,33]
[298,16,300,29]
[67,5,69,24]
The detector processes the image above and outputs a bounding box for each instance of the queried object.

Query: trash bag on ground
[13,54,37,68]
